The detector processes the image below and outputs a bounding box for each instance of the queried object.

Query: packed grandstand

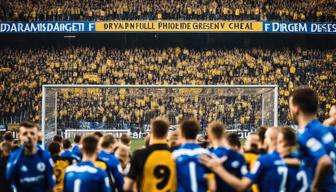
[0,0,336,192]
[0,0,335,22]
[0,47,335,129]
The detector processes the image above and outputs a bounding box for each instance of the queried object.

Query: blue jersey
[64,161,111,192]
[72,144,82,158]
[6,145,56,192]
[173,143,213,192]
[61,150,80,162]
[245,151,287,192]
[297,120,336,192]
[98,150,124,192]
[212,147,247,192]
[284,153,309,192]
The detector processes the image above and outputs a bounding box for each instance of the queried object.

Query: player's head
[277,127,296,153]
[120,134,131,146]
[74,135,81,144]
[244,133,259,152]
[37,131,43,145]
[289,87,318,124]
[1,141,12,157]
[207,121,225,143]
[256,126,267,148]
[53,135,63,145]
[81,134,99,157]
[225,132,241,151]
[3,131,13,142]
[329,106,336,117]
[324,105,336,126]
[150,117,170,140]
[19,121,39,151]
[93,131,103,138]
[168,131,180,148]
[179,118,200,141]
[63,139,72,150]
[100,134,117,152]
[265,127,280,152]
[115,144,130,166]
[48,142,61,156]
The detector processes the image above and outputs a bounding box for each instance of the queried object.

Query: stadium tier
[0,47,335,128]
[0,0,335,22]
[1,1,336,191]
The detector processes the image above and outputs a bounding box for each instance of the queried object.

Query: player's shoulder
[211,146,228,158]
[256,152,280,164]
[134,143,171,158]
[227,149,245,162]
[173,143,210,158]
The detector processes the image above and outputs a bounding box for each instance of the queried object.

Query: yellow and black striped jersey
[127,142,176,192]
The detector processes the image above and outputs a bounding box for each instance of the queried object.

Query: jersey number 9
[154,165,170,189]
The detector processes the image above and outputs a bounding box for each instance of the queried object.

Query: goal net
[41,85,278,145]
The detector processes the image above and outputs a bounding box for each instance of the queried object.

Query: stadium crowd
[0,87,336,192]
[0,0,335,22]
[0,47,335,129]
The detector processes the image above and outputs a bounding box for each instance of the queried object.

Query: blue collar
[305,119,322,130]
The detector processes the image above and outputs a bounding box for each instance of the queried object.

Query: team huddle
[1,86,336,192]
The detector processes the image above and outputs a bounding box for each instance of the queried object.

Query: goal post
[41,84,278,146]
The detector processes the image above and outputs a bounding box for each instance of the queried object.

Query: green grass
[130,139,146,152]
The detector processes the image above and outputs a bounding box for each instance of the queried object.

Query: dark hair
[53,135,63,143]
[101,134,116,148]
[209,122,225,139]
[19,121,39,129]
[74,135,81,143]
[1,141,12,156]
[151,118,170,139]
[180,119,200,140]
[256,126,267,145]
[226,133,241,149]
[280,127,296,147]
[290,87,318,114]
[3,131,13,142]
[248,133,259,151]
[63,139,72,149]
[48,142,61,156]
[82,135,99,155]
[120,134,131,145]
[93,131,103,138]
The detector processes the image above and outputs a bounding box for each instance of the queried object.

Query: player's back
[212,147,247,192]
[284,153,309,192]
[52,156,74,192]
[72,144,82,158]
[246,152,286,192]
[61,150,80,162]
[127,142,176,192]
[64,161,110,192]
[297,120,336,191]
[173,143,213,192]
[97,150,124,192]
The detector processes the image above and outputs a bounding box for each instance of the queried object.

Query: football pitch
[130,139,146,152]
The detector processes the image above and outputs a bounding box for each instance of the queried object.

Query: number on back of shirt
[296,170,308,192]
[154,165,170,190]
[277,166,288,192]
